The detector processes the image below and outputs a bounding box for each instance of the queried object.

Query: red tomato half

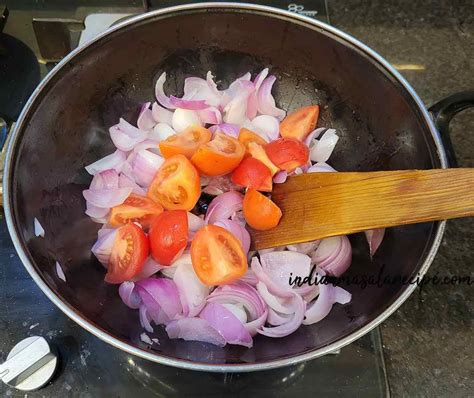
[265,138,309,172]
[147,154,201,211]
[105,223,149,284]
[109,194,163,229]
[149,210,188,265]
[231,157,273,192]
[190,225,247,285]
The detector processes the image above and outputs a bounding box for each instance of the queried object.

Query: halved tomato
[109,193,163,228]
[247,142,279,176]
[191,132,245,176]
[105,223,149,284]
[265,138,309,172]
[159,125,211,159]
[231,157,272,192]
[147,154,200,211]
[149,210,188,265]
[190,225,247,285]
[243,189,282,231]
[280,105,319,141]
[238,128,267,154]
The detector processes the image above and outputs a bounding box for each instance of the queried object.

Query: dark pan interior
[10,7,441,366]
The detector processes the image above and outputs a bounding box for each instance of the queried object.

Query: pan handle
[428,91,474,167]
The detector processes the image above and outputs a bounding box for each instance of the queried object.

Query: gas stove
[0,2,390,396]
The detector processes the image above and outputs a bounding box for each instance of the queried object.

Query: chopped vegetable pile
[77,69,385,347]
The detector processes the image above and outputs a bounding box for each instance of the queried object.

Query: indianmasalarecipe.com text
[288,264,473,290]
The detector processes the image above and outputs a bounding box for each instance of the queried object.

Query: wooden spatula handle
[250,169,474,249]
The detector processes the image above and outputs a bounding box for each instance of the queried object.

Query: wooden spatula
[250,168,474,250]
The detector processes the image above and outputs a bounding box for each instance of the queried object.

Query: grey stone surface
[329,1,473,396]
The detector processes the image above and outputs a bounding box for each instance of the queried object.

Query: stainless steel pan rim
[3,2,447,372]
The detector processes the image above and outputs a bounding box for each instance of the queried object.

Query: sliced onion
[273,170,288,184]
[34,218,45,237]
[137,102,156,131]
[83,187,132,208]
[154,72,176,109]
[213,219,250,253]
[183,76,221,107]
[133,257,164,281]
[267,308,293,326]
[162,252,191,279]
[258,293,305,338]
[208,282,266,322]
[230,210,246,227]
[109,118,148,151]
[119,281,141,309]
[207,283,268,335]
[287,240,320,255]
[172,108,202,132]
[222,303,247,323]
[129,149,164,187]
[151,102,174,125]
[205,191,244,224]
[136,277,182,321]
[187,212,205,232]
[173,261,210,317]
[197,107,222,125]
[85,150,126,175]
[206,72,221,98]
[118,173,147,195]
[251,256,293,299]
[251,115,280,141]
[139,305,154,333]
[307,162,337,173]
[246,90,258,120]
[310,129,339,162]
[169,96,208,110]
[90,169,119,190]
[85,201,109,220]
[260,251,312,292]
[199,302,253,347]
[239,269,259,286]
[209,123,240,138]
[223,80,254,125]
[55,261,66,282]
[91,228,118,265]
[312,235,352,277]
[253,68,269,91]
[150,123,176,142]
[304,127,326,147]
[303,269,351,325]
[256,282,294,314]
[365,228,386,257]
[166,317,226,347]
[257,75,286,120]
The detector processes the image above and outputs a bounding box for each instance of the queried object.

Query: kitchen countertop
[330,0,473,396]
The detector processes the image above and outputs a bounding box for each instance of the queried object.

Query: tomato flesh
[238,128,268,154]
[191,132,245,176]
[191,225,247,285]
[265,138,309,172]
[159,125,211,159]
[149,210,188,265]
[243,189,282,231]
[109,194,163,229]
[148,154,201,211]
[280,105,319,141]
[105,223,149,284]
[231,157,273,192]
[247,142,279,176]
